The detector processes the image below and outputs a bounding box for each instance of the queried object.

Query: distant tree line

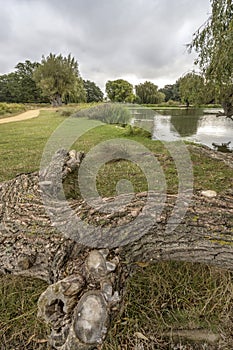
[0,54,104,106]
[105,74,218,107]
[0,46,230,110]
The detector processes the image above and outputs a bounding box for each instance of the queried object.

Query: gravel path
[0,109,41,124]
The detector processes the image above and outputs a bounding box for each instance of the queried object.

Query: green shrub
[59,109,74,117]
[124,124,152,138]
[166,99,180,106]
[0,103,27,116]
[57,103,96,117]
[74,103,132,125]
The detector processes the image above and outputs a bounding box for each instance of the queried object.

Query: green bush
[59,109,74,117]
[0,102,27,116]
[124,124,152,138]
[74,103,132,125]
[166,99,180,106]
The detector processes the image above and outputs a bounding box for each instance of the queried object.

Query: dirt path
[0,109,41,124]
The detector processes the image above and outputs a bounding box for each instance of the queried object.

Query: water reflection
[153,115,180,141]
[129,106,158,120]
[129,107,233,152]
[192,114,233,152]
[159,108,201,137]
[170,115,200,137]
[129,106,157,133]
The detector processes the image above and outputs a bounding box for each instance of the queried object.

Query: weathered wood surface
[0,147,232,349]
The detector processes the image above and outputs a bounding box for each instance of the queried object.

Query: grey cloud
[0,0,211,89]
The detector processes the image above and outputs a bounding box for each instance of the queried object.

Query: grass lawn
[0,107,232,349]
[0,109,232,193]
[0,110,66,181]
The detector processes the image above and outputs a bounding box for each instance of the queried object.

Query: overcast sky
[0,0,211,91]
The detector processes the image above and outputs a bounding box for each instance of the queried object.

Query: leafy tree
[14,61,45,103]
[159,83,180,102]
[135,81,165,104]
[177,72,205,107]
[34,53,86,106]
[189,0,233,118]
[83,80,103,102]
[105,79,134,102]
[0,73,19,103]
[0,61,45,103]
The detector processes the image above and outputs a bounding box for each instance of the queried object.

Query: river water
[130,107,233,152]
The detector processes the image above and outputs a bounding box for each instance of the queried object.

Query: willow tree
[34,53,86,106]
[177,72,205,107]
[135,81,165,104]
[189,0,233,118]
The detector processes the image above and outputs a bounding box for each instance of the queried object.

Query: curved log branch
[0,148,232,348]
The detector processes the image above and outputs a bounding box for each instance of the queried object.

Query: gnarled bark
[0,147,232,349]
[51,93,63,107]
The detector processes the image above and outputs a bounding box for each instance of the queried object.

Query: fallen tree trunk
[0,148,232,349]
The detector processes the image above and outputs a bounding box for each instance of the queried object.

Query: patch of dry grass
[103,262,233,349]
[0,263,231,349]
[0,275,49,350]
